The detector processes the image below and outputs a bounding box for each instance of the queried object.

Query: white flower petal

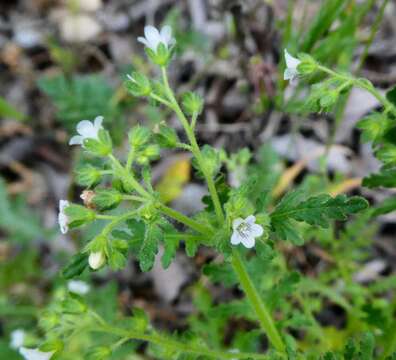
[231,232,242,245]
[284,68,298,81]
[160,25,172,44]
[284,49,300,68]
[232,218,244,230]
[144,25,161,50]
[19,347,54,360]
[94,115,103,129]
[69,135,83,145]
[251,223,264,237]
[67,280,90,295]
[245,215,256,224]
[58,200,69,234]
[137,36,149,47]
[241,236,255,249]
[76,120,95,137]
[10,329,25,349]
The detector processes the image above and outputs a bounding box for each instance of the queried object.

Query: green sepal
[92,188,123,210]
[154,123,179,148]
[61,293,87,314]
[64,204,96,229]
[182,91,204,115]
[128,126,151,150]
[75,165,102,188]
[124,71,151,97]
[83,129,112,156]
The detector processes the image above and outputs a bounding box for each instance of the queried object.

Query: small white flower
[58,200,70,234]
[67,280,90,295]
[10,329,25,349]
[19,347,54,360]
[137,25,175,51]
[231,215,264,249]
[284,49,301,83]
[69,116,104,146]
[88,251,105,269]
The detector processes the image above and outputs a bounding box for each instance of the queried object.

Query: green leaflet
[363,167,396,188]
[37,74,113,131]
[138,221,162,272]
[270,190,368,244]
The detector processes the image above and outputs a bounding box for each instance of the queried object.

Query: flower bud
[76,165,102,188]
[297,53,317,75]
[145,43,172,67]
[136,144,160,165]
[83,129,112,156]
[64,204,96,229]
[92,189,123,210]
[128,126,151,150]
[81,190,96,209]
[154,124,179,148]
[182,91,203,115]
[192,145,221,178]
[319,90,338,110]
[88,251,106,270]
[125,72,151,97]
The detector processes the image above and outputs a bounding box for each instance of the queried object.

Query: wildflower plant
[19,23,396,360]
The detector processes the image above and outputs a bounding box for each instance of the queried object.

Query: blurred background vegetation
[0,0,396,358]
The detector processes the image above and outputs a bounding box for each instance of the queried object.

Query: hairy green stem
[121,195,209,235]
[158,204,213,235]
[317,65,396,116]
[92,324,271,360]
[160,67,224,223]
[108,154,151,199]
[231,249,286,353]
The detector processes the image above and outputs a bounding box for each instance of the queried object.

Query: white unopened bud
[88,251,105,270]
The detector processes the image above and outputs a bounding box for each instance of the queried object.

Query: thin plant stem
[108,154,151,199]
[317,65,396,116]
[90,324,271,360]
[160,67,224,223]
[121,195,209,235]
[231,249,286,353]
[158,204,213,235]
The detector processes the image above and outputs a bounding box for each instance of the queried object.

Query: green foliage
[37,74,114,131]
[0,96,26,121]
[0,179,42,243]
[271,190,368,244]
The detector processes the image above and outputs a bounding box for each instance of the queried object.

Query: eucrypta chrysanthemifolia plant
[18,26,378,360]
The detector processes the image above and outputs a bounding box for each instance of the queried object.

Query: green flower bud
[125,72,151,97]
[86,346,112,360]
[61,293,87,314]
[192,145,221,178]
[319,90,338,109]
[76,165,102,188]
[64,204,96,229]
[92,189,123,210]
[136,144,160,165]
[145,43,172,67]
[83,129,113,156]
[297,53,317,75]
[154,124,179,148]
[128,126,151,150]
[182,91,203,115]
